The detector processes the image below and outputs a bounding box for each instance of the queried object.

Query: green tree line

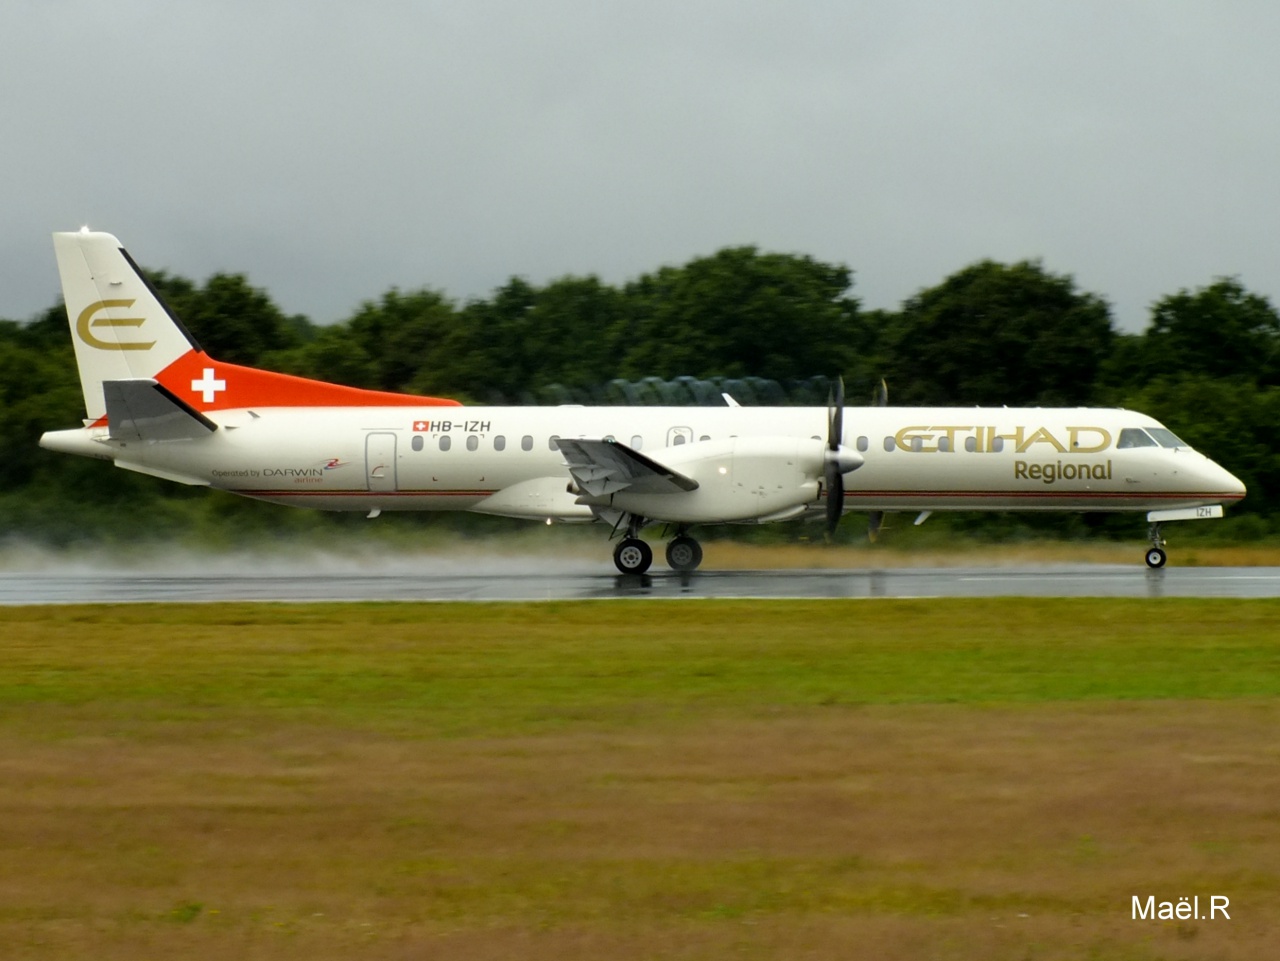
[2,246,1277,544]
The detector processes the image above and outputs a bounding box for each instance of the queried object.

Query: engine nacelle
[604,435,827,524]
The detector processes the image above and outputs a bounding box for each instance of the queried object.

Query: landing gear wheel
[665,535,703,572]
[1145,547,1167,569]
[614,537,653,574]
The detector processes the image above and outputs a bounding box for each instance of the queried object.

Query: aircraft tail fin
[53,230,201,424]
[53,230,461,422]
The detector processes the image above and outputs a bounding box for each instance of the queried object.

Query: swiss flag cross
[413,420,430,431]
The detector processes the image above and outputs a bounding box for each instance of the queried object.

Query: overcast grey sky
[3,1,1277,332]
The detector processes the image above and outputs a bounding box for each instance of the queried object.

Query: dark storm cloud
[3,1,1278,332]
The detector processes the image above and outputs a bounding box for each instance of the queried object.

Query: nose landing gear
[1145,522,1167,569]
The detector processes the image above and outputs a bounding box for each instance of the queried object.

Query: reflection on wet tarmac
[2,565,1278,604]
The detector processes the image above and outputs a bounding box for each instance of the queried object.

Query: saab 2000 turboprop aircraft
[40,229,1247,572]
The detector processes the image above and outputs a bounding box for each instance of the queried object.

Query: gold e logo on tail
[76,300,155,351]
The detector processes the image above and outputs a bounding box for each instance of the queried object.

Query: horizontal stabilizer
[104,379,218,442]
[557,438,699,498]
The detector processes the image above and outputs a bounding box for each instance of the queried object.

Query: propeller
[824,377,862,537]
[868,510,884,543]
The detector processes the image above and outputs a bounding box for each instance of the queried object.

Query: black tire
[1145,547,1167,569]
[614,538,653,574]
[665,535,703,572]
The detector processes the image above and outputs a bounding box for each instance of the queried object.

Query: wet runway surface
[4,565,1280,604]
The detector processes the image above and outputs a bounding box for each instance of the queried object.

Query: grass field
[2,599,1278,959]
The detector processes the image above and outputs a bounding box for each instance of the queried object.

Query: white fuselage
[43,404,1247,523]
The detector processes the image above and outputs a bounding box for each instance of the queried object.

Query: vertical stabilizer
[53,229,461,418]
[53,230,199,423]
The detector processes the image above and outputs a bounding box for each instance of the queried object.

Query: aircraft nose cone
[1213,460,1247,501]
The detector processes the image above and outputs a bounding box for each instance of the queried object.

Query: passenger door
[365,432,398,492]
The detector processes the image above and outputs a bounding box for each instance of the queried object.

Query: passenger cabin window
[1146,427,1188,449]
[857,436,868,452]
[411,435,424,452]
[466,435,479,451]
[494,435,506,451]
[631,435,643,450]
[964,436,976,452]
[700,434,710,442]
[937,437,950,452]
[549,435,560,451]
[991,437,1004,453]
[521,435,533,451]
[439,435,451,451]
[883,437,895,452]
[1117,428,1158,449]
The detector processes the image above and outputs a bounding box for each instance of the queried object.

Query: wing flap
[557,438,699,497]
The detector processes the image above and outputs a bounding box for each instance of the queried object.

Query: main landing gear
[611,518,703,574]
[665,534,703,572]
[613,538,653,574]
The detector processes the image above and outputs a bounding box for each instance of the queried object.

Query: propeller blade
[828,376,845,451]
[825,468,843,537]
[868,510,884,543]
[872,378,888,407]
[825,376,847,538]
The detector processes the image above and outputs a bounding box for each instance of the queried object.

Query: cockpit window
[1146,427,1189,449]
[1116,428,1158,449]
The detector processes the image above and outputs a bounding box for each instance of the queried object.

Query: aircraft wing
[557,438,699,497]
[104,379,218,442]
